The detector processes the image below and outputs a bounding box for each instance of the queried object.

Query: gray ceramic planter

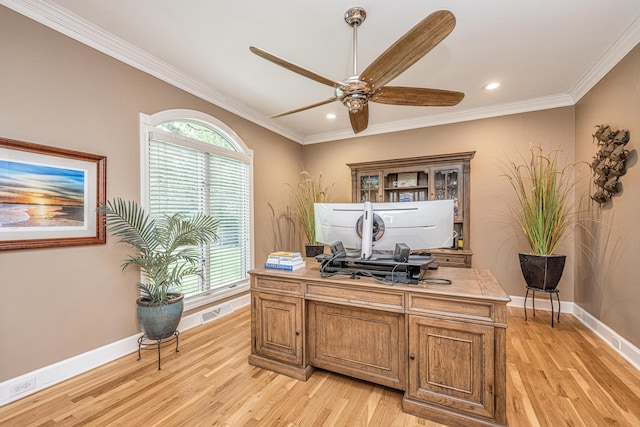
[136,293,184,340]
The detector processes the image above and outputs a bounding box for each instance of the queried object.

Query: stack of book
[264,251,306,271]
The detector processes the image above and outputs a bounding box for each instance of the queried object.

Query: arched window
[140,110,253,307]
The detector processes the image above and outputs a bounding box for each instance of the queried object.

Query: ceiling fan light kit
[250,7,464,134]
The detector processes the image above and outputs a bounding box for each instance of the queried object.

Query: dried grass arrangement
[289,171,335,246]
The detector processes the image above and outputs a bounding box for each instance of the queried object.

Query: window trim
[140,110,254,311]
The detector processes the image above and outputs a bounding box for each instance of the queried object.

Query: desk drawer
[432,253,469,268]
[306,282,404,312]
[407,294,496,323]
[253,277,303,295]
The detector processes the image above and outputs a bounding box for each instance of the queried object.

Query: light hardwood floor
[2,305,640,426]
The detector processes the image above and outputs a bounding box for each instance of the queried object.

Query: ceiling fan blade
[270,97,337,118]
[349,105,369,134]
[250,46,346,89]
[360,10,456,90]
[372,86,464,106]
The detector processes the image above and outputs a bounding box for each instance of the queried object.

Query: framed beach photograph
[0,137,106,250]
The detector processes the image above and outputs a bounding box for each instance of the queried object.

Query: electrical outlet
[611,336,621,351]
[10,377,36,397]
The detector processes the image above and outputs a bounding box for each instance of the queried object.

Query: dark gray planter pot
[136,293,184,340]
[305,244,324,258]
[518,253,566,291]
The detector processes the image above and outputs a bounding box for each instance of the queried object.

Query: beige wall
[302,108,576,301]
[574,43,640,347]
[0,7,301,381]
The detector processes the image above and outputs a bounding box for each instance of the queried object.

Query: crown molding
[570,14,640,102]
[0,0,305,144]
[302,94,575,144]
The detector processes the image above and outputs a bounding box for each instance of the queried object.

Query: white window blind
[147,124,251,299]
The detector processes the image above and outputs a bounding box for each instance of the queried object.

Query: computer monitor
[314,200,454,259]
[314,202,364,252]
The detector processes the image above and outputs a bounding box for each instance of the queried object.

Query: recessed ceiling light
[326,113,337,119]
[483,82,501,91]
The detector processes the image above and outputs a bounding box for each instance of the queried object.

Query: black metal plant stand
[137,330,179,370]
[524,287,561,327]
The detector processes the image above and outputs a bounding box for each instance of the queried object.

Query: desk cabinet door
[307,301,405,390]
[253,292,303,366]
[408,315,495,419]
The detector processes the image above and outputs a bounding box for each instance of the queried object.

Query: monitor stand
[316,252,434,284]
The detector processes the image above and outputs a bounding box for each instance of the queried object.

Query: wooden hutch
[347,151,475,267]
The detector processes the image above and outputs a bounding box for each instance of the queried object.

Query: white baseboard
[573,304,640,371]
[0,293,250,406]
[508,295,574,315]
[2,292,638,407]
[509,296,640,371]
[178,293,250,331]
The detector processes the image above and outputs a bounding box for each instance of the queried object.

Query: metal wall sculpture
[591,124,630,204]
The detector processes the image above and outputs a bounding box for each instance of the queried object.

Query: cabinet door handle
[409,354,415,360]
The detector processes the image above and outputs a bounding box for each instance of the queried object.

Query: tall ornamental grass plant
[502,146,577,255]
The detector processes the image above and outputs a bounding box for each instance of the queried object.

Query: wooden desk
[249,265,510,427]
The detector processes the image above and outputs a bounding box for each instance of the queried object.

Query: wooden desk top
[249,262,511,304]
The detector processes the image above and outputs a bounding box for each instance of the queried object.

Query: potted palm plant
[502,146,577,290]
[290,171,335,257]
[98,198,219,340]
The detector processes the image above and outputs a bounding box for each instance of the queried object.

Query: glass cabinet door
[358,172,381,202]
[433,166,463,221]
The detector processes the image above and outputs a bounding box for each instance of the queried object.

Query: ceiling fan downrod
[344,7,366,77]
[341,7,369,113]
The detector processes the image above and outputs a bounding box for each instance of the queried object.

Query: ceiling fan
[250,8,464,134]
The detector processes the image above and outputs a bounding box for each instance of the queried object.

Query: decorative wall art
[0,137,106,250]
[590,124,630,205]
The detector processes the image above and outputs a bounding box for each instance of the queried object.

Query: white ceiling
[5,0,640,144]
